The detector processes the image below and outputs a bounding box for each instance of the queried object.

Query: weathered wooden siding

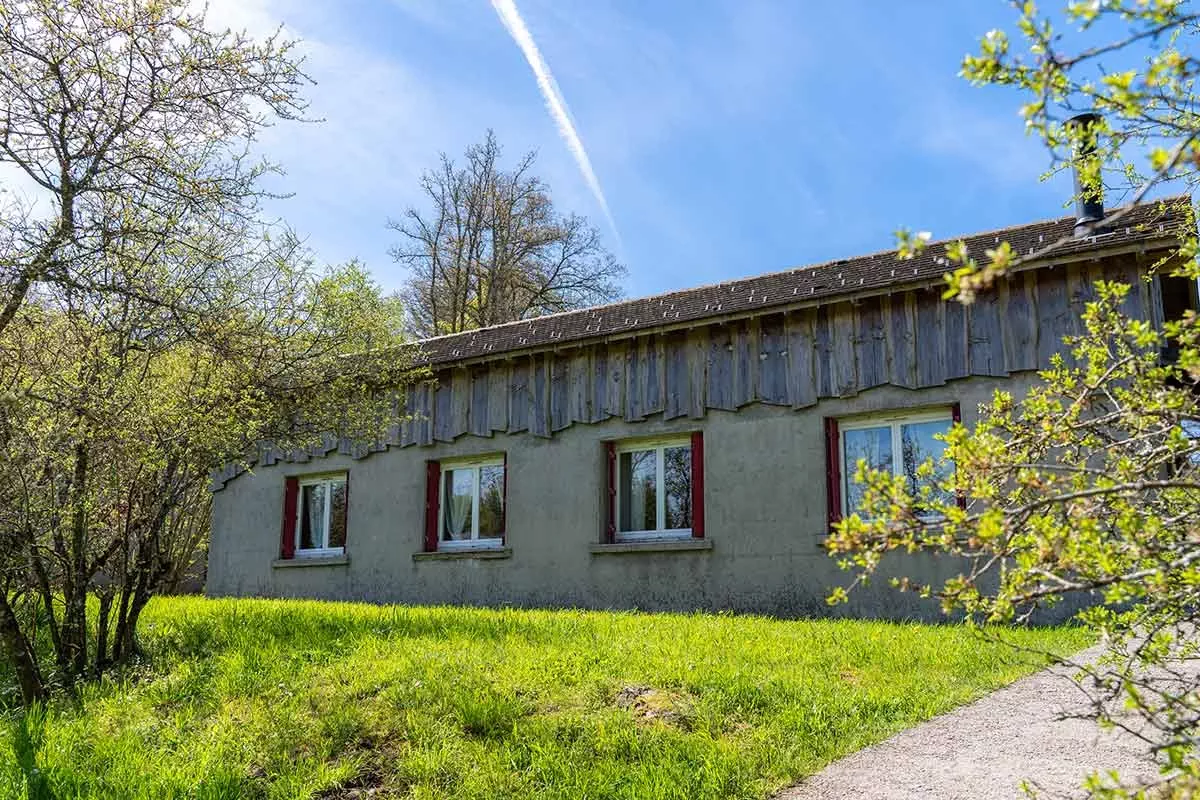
[385,265,1135,448]
[213,258,1165,486]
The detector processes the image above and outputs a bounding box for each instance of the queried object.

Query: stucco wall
[208,374,1044,620]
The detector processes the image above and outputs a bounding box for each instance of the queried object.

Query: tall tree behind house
[389,131,626,338]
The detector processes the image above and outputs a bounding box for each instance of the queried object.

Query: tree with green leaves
[0,250,413,707]
[829,2,1200,796]
[0,0,419,707]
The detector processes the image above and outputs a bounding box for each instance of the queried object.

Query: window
[281,473,347,558]
[611,436,699,541]
[435,457,505,550]
[834,409,956,520]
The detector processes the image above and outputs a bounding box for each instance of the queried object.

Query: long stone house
[207,196,1195,618]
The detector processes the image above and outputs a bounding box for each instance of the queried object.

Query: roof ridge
[405,195,1191,366]
[412,195,1190,349]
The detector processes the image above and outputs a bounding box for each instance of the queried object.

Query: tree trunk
[94,591,113,676]
[0,593,45,706]
[60,440,91,680]
[111,583,132,664]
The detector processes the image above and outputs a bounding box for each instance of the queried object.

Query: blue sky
[212,0,1084,300]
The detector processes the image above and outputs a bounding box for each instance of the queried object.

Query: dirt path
[777,651,1163,800]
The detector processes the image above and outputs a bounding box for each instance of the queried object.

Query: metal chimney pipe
[1066,112,1104,236]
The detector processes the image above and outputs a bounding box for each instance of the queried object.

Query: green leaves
[829,264,1200,795]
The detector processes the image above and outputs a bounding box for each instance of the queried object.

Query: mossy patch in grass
[0,596,1091,800]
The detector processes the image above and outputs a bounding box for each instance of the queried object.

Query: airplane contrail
[490,0,620,243]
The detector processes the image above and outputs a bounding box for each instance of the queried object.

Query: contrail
[490,0,620,243]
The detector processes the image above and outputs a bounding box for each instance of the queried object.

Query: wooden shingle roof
[414,197,1191,367]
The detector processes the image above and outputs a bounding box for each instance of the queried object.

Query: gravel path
[777,649,1162,800]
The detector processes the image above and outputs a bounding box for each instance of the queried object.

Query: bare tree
[388,131,625,338]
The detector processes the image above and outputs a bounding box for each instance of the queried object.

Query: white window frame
[438,455,505,551]
[615,436,693,542]
[839,408,954,520]
[295,472,348,558]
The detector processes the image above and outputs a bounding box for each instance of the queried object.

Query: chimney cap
[1066,111,1103,128]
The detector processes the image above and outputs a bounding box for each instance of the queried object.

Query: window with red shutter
[690,431,705,539]
[289,473,348,558]
[605,441,616,543]
[424,461,440,552]
[610,435,698,542]
[824,418,841,531]
[425,455,507,552]
[280,476,298,559]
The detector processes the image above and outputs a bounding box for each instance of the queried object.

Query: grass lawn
[0,597,1090,800]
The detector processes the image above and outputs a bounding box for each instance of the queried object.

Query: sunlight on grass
[0,597,1091,799]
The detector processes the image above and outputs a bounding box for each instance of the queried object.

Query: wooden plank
[915,289,947,387]
[550,353,570,432]
[643,334,665,416]
[830,301,858,396]
[507,360,530,434]
[968,288,1005,377]
[1137,251,1156,323]
[625,338,644,421]
[450,368,470,438]
[488,363,508,432]
[590,347,609,423]
[706,324,736,411]
[416,383,434,446]
[384,391,402,446]
[1080,262,1103,313]
[686,327,708,418]
[531,354,551,437]
[1001,271,1038,373]
[1065,262,1087,338]
[664,330,689,419]
[815,305,835,398]
[733,318,758,407]
[570,348,590,425]
[888,291,918,388]
[854,296,887,390]
[787,307,817,408]
[1104,253,1145,321]
[400,387,418,446]
[606,340,627,418]
[470,368,490,437]
[1036,268,1072,367]
[1148,269,1165,330]
[944,298,969,380]
[433,375,453,442]
[757,313,789,404]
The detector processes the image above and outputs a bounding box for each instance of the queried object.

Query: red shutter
[280,476,298,559]
[605,441,616,543]
[424,460,441,552]
[690,431,705,538]
[824,417,842,530]
[951,402,966,509]
[501,453,508,544]
[342,472,350,546]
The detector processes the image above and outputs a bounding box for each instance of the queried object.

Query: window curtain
[445,491,471,539]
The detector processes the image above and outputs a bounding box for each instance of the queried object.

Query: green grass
[0,597,1090,800]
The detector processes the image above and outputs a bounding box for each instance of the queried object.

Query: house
[206,195,1195,619]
